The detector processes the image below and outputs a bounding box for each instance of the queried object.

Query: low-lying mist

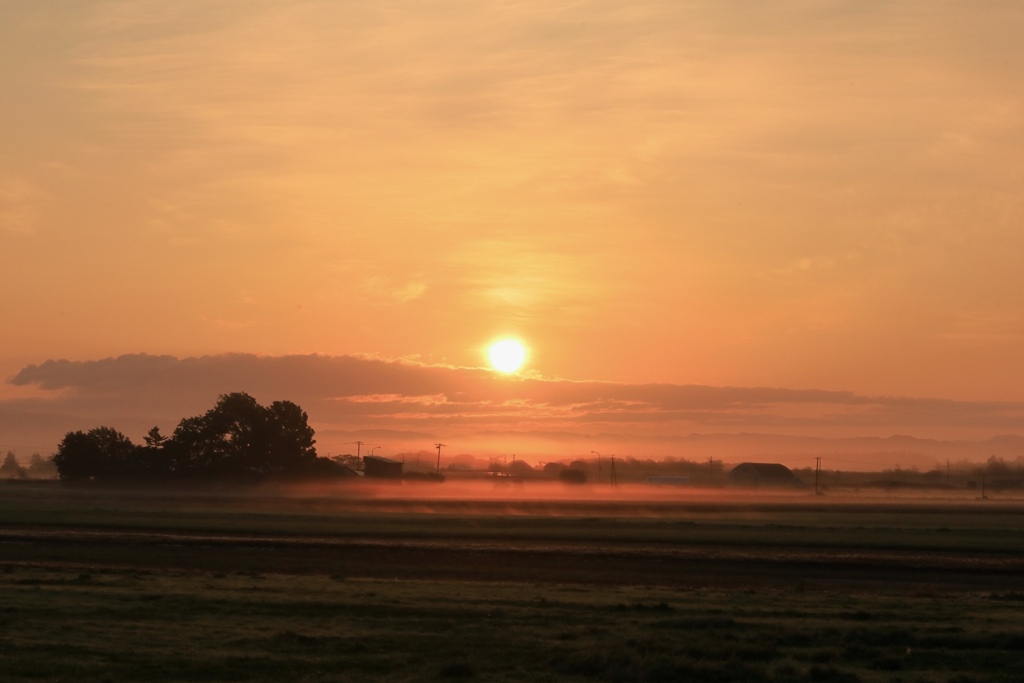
[252,478,1012,518]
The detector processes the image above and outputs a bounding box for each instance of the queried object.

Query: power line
[0,444,53,452]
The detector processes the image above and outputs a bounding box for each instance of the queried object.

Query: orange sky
[2,2,1023,462]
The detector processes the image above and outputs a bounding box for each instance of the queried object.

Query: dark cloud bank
[5,353,1024,468]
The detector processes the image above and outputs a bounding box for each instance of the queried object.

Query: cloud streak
[7,354,1024,461]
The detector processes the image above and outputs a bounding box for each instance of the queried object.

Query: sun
[487,338,528,373]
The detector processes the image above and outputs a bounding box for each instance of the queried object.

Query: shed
[729,462,802,488]
[363,455,404,479]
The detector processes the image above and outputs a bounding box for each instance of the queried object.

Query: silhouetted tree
[53,427,136,483]
[53,393,322,484]
[27,453,57,479]
[133,428,177,479]
[559,468,587,484]
[265,399,318,471]
[332,454,362,470]
[509,459,535,477]
[985,456,1012,479]
[169,392,317,481]
[143,426,168,448]
[542,462,566,478]
[1,451,26,479]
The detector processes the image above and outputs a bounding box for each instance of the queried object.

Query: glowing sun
[487,339,528,373]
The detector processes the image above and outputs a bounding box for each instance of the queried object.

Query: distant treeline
[53,393,343,484]
[534,456,726,486]
[794,456,1024,491]
[1,451,57,480]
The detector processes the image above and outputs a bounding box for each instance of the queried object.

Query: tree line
[1,451,57,479]
[53,392,341,484]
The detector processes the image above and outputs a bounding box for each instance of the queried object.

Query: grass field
[2,481,1023,682]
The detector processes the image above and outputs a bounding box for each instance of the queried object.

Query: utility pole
[610,455,618,487]
[814,457,821,496]
[354,441,363,462]
[435,443,446,474]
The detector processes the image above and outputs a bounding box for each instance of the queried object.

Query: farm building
[363,455,404,479]
[729,462,803,488]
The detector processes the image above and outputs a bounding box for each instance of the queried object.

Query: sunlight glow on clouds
[8,354,1024,455]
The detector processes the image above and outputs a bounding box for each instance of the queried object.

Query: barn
[363,455,404,479]
[729,462,803,488]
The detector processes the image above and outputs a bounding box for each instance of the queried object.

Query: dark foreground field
[2,482,1023,682]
